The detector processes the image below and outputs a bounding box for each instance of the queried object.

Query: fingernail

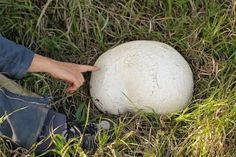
[95,66,100,70]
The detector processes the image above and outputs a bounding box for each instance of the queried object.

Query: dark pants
[0,74,66,153]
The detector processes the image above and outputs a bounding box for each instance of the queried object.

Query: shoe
[63,120,111,154]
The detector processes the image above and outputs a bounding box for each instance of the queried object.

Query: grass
[0,0,236,156]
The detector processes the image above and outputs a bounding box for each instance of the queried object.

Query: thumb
[78,65,100,73]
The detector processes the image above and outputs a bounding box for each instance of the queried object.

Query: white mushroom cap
[90,40,194,115]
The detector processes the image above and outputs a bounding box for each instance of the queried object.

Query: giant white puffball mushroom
[90,40,194,115]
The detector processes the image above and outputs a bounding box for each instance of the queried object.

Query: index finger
[78,65,100,73]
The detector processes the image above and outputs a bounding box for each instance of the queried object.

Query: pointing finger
[78,65,100,73]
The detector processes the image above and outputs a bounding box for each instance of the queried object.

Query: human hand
[28,54,99,93]
[48,61,99,93]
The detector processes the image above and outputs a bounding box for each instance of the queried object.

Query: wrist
[28,54,57,74]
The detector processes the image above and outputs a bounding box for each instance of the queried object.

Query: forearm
[28,54,56,73]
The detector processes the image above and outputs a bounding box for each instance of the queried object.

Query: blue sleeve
[0,37,34,79]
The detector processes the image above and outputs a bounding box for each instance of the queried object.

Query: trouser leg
[0,74,49,149]
[36,110,67,153]
[0,74,67,153]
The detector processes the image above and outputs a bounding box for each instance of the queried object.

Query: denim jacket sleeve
[0,37,34,79]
